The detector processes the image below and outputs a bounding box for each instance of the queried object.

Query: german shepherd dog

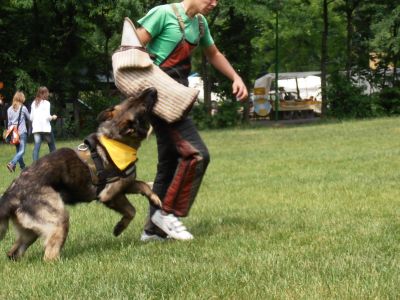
[0,88,162,261]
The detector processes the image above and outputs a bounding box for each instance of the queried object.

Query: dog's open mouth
[122,126,149,139]
[120,118,150,139]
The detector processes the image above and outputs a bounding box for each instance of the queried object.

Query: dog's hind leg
[7,219,38,261]
[7,216,38,260]
[7,231,38,261]
[103,194,136,236]
[15,193,70,261]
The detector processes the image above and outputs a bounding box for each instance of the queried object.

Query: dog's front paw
[113,221,125,237]
[7,252,19,261]
[150,193,162,208]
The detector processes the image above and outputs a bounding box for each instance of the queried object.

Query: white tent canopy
[278,75,321,100]
[260,72,322,100]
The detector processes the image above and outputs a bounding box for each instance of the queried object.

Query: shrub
[213,101,242,128]
[79,91,121,132]
[191,101,242,129]
[191,103,214,130]
[377,87,400,115]
[327,72,379,119]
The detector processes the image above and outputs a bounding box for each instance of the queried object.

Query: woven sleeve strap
[171,3,185,34]
[197,15,204,39]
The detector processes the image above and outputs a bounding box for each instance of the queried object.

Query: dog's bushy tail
[0,196,9,241]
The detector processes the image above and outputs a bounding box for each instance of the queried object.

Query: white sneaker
[151,210,194,240]
[140,231,167,242]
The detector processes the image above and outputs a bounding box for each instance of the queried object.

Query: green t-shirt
[137,3,214,65]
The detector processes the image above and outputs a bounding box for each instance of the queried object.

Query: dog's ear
[97,106,116,123]
[140,87,158,112]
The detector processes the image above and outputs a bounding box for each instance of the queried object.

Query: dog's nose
[143,88,158,111]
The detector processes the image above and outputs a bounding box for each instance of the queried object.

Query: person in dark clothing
[0,95,9,131]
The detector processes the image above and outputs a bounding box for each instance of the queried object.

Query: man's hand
[204,45,249,102]
[232,76,248,102]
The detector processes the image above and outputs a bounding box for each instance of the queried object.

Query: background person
[278,87,287,100]
[30,86,57,161]
[136,0,248,241]
[6,91,30,172]
[0,95,9,131]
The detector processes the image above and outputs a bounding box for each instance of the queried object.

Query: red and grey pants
[144,115,210,234]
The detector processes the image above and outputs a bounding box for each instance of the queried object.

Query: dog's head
[97,88,157,145]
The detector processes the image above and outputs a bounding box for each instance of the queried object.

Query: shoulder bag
[3,107,22,145]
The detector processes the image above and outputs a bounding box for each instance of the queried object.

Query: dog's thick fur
[0,88,161,261]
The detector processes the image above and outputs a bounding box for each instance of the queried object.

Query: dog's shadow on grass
[13,216,267,262]
[61,231,141,260]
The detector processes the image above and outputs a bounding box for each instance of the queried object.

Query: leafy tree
[191,0,259,121]
[334,0,362,79]
[369,2,400,87]
[1,0,399,131]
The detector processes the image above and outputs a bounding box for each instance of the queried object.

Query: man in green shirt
[137,0,248,241]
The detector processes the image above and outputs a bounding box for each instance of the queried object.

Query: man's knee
[198,148,210,170]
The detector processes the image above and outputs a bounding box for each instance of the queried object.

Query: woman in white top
[30,86,57,161]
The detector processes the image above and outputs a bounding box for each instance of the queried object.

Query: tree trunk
[32,0,40,79]
[320,0,329,116]
[345,6,353,80]
[73,98,80,137]
[345,0,360,80]
[105,36,110,85]
[201,7,219,116]
[393,25,398,85]
[242,89,250,123]
[201,53,212,115]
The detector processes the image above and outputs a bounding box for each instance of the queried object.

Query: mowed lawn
[0,117,399,299]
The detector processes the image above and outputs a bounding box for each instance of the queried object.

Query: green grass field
[0,117,399,299]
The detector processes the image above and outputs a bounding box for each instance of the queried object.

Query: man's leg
[143,117,210,240]
[161,118,210,216]
[143,116,179,239]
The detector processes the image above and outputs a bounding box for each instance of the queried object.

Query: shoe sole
[140,234,167,242]
[151,213,194,241]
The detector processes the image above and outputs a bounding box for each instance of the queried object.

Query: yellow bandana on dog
[99,135,137,171]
